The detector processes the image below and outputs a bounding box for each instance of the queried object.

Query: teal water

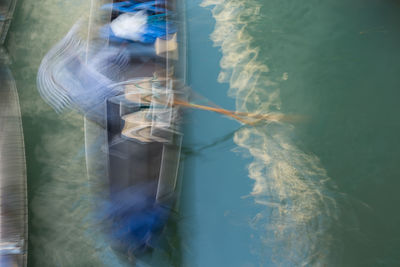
[181,0,400,266]
[4,0,400,266]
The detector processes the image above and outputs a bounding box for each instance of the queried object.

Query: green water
[6,1,106,266]
[5,0,400,266]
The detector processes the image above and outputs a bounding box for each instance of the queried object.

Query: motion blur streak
[201,0,339,265]
[37,23,128,118]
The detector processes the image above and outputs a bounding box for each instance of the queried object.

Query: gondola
[0,0,28,266]
[37,0,187,260]
[94,0,187,255]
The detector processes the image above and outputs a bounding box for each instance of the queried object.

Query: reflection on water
[184,0,400,265]
[200,0,339,265]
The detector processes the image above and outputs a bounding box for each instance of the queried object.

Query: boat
[92,0,187,255]
[37,0,187,260]
[0,0,28,266]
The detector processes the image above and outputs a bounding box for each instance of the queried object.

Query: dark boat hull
[84,0,186,255]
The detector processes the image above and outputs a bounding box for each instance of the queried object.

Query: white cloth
[110,11,147,42]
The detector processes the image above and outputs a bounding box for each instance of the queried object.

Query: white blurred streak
[36,23,82,112]
[37,23,128,117]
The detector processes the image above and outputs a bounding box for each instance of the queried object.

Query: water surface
[181,0,400,266]
[5,0,400,266]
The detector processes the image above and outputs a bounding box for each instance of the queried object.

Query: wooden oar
[141,94,295,125]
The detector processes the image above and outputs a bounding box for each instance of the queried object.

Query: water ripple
[201,0,339,264]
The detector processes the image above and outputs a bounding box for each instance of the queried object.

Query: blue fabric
[100,1,176,44]
[101,21,176,44]
[100,184,173,253]
[101,1,167,14]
